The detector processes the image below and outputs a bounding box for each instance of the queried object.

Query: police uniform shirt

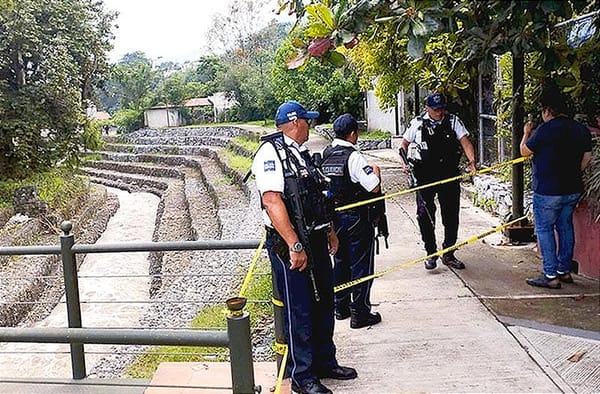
[403,113,469,144]
[331,139,380,192]
[251,134,308,227]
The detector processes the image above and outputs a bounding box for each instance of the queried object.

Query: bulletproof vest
[322,145,371,206]
[415,116,461,178]
[260,132,333,231]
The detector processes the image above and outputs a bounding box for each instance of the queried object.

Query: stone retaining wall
[468,174,533,219]
[314,125,391,150]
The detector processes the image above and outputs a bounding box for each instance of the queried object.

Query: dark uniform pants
[332,210,375,316]
[265,229,337,387]
[416,179,460,255]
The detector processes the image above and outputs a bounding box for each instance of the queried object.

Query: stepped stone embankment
[0,185,120,327]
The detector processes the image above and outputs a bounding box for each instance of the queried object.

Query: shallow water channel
[0,188,160,379]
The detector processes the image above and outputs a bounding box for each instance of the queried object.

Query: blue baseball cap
[425,93,446,109]
[333,113,358,137]
[275,101,320,126]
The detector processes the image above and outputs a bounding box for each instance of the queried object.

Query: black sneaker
[291,379,332,394]
[526,274,561,289]
[442,252,465,269]
[558,272,574,283]
[350,312,382,329]
[424,257,437,270]
[334,308,350,320]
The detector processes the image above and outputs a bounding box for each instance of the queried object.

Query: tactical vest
[321,145,371,207]
[260,132,333,231]
[414,115,461,179]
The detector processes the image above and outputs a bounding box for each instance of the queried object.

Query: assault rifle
[399,147,434,225]
[371,195,389,254]
[284,175,321,302]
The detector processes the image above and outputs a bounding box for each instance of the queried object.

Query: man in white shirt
[400,93,476,270]
[321,113,383,329]
[252,101,357,394]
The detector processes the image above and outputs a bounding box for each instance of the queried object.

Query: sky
[101,0,283,64]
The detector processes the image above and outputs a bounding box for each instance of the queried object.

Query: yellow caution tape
[272,297,284,307]
[334,215,528,293]
[337,156,530,212]
[273,342,287,355]
[238,230,266,298]
[274,344,289,394]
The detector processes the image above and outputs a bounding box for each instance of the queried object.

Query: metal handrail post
[226,299,257,394]
[60,221,86,379]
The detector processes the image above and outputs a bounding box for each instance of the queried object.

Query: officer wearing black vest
[400,93,476,270]
[321,113,383,329]
[251,101,357,394]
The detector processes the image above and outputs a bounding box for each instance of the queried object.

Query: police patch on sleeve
[263,160,276,172]
[363,165,374,175]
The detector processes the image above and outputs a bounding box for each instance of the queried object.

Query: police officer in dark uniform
[400,93,476,270]
[321,113,383,329]
[251,101,357,394]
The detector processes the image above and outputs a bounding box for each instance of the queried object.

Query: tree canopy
[0,0,115,180]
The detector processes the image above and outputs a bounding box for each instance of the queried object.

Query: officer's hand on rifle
[327,228,339,255]
[289,242,308,271]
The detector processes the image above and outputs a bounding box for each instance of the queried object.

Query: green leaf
[306,4,337,30]
[306,22,334,38]
[407,35,426,59]
[339,29,355,44]
[326,50,347,67]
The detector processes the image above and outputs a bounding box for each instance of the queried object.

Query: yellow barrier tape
[272,297,284,307]
[238,230,266,298]
[333,215,528,293]
[274,344,289,394]
[336,156,530,212]
[273,342,287,355]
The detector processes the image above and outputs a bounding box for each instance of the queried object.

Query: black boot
[291,378,332,394]
[350,311,382,329]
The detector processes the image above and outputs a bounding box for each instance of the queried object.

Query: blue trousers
[332,210,376,316]
[533,192,581,278]
[266,229,337,386]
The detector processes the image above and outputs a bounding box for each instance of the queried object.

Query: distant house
[143,93,238,128]
[144,105,185,128]
[94,111,111,121]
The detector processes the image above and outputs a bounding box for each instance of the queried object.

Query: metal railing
[0,221,262,394]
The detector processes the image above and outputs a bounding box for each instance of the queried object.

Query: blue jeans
[533,193,581,278]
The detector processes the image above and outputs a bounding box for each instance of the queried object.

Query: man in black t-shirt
[520,85,592,289]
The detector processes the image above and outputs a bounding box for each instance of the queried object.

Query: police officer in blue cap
[400,93,476,270]
[321,113,383,329]
[251,101,357,394]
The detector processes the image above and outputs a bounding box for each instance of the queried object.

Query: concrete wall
[144,108,183,128]
[364,90,410,137]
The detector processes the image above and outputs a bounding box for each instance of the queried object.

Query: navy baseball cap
[425,93,446,109]
[275,101,320,126]
[333,113,358,137]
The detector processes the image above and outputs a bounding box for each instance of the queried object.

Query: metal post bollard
[271,275,286,376]
[60,221,86,379]
[226,297,258,394]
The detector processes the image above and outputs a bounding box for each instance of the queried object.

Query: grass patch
[125,259,273,379]
[232,136,260,153]
[82,153,103,162]
[0,169,88,220]
[221,149,253,174]
[360,129,391,140]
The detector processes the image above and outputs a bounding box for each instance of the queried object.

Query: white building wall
[365,90,408,136]
[144,108,183,128]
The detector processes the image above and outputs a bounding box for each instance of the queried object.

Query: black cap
[333,113,358,137]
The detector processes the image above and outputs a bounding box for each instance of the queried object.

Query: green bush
[0,169,88,219]
[112,108,144,133]
[360,129,392,140]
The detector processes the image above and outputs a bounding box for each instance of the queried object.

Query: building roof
[184,97,213,107]
[94,111,111,121]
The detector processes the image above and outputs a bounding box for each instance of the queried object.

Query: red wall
[573,200,600,279]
